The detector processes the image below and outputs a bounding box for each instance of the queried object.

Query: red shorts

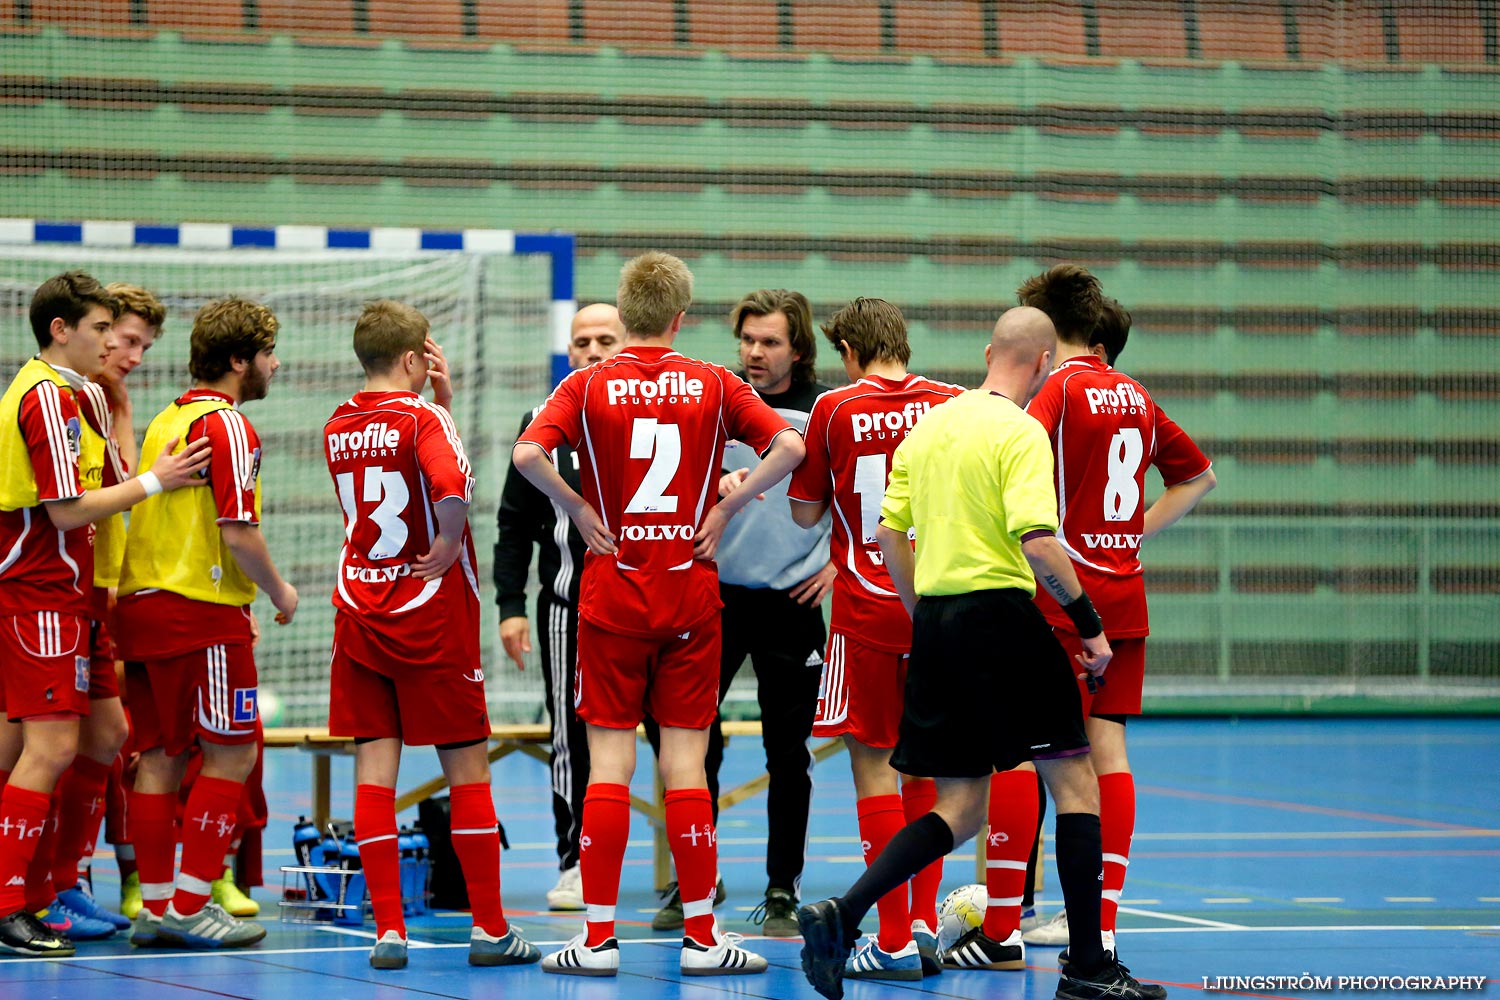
[812,631,909,749]
[89,615,121,701]
[1054,631,1146,717]
[327,611,491,747]
[125,644,261,757]
[0,612,92,719]
[576,614,719,730]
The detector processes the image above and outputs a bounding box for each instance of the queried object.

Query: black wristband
[1061,592,1103,639]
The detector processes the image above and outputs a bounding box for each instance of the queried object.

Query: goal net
[0,238,558,726]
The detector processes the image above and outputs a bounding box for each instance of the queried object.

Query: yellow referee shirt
[879,389,1058,597]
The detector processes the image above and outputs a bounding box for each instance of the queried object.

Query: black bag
[417,795,509,911]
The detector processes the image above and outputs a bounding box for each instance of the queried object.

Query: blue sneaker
[45,898,117,940]
[911,919,941,976]
[846,937,923,981]
[468,924,541,966]
[58,884,131,931]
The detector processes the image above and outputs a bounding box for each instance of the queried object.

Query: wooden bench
[263,723,1010,890]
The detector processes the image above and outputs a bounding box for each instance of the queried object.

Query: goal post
[0,218,576,726]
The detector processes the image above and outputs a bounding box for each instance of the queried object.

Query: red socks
[580,782,630,946]
[52,755,112,890]
[857,794,910,952]
[0,784,51,913]
[1098,771,1136,933]
[174,775,243,916]
[131,790,177,917]
[23,792,61,913]
[355,784,404,939]
[902,779,943,928]
[664,787,718,946]
[448,782,508,938]
[983,769,1040,941]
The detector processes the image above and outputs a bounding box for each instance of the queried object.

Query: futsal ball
[936,883,987,952]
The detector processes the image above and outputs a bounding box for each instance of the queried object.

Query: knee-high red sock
[983,769,1040,941]
[24,792,61,912]
[580,782,630,946]
[857,794,910,952]
[902,779,943,928]
[1098,772,1136,934]
[664,787,718,946]
[131,790,177,917]
[448,782,507,938]
[52,755,112,890]
[173,775,243,917]
[0,785,51,913]
[354,784,403,939]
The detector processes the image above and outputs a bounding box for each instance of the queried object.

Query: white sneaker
[1023,908,1069,946]
[542,932,619,976]
[1019,906,1042,934]
[680,928,768,976]
[546,866,584,911]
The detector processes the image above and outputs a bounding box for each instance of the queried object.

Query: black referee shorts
[890,588,1089,778]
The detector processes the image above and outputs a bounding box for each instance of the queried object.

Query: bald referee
[797,307,1164,1000]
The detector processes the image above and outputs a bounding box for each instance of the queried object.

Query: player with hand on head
[114,297,295,952]
[494,303,625,912]
[326,300,538,972]
[798,306,1164,1000]
[514,252,804,979]
[0,272,210,957]
[1018,267,1215,964]
[787,298,962,978]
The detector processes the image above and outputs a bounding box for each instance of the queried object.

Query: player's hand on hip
[413,534,462,580]
[790,560,837,606]
[424,337,453,411]
[568,503,617,555]
[1075,633,1112,676]
[273,583,298,625]
[693,506,731,561]
[499,616,532,671]
[718,467,765,501]
[152,436,213,489]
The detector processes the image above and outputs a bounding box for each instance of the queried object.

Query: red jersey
[1026,356,1212,637]
[0,375,92,618]
[325,391,479,664]
[788,373,963,652]
[519,346,793,637]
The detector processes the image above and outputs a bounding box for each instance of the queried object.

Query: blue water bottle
[292,817,325,900]
[334,832,365,926]
[409,824,430,915]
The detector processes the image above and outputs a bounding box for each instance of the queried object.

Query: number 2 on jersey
[626,418,681,513]
[336,467,410,559]
[1104,428,1144,522]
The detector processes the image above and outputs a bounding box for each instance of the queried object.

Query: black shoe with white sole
[0,908,76,958]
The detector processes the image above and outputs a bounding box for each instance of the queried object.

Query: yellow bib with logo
[118,397,261,606]
[0,358,104,513]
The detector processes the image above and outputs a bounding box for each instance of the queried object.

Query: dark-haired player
[1019,269,1215,961]
[788,297,962,978]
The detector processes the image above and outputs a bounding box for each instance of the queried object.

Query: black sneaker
[650,877,726,931]
[942,926,1026,970]
[798,897,856,1000]
[0,908,76,958]
[1056,952,1169,1000]
[749,887,799,937]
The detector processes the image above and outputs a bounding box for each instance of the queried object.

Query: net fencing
[1,0,1497,713]
[0,242,554,726]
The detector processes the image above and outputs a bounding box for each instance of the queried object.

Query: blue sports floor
[3,717,1496,999]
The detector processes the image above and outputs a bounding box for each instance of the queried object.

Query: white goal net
[1,242,556,726]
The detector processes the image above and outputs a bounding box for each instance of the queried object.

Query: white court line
[1130,829,1500,842]
[1293,897,1346,903]
[1203,898,1254,904]
[1116,905,1246,929]
[1385,896,1438,902]
[6,923,1496,966]
[312,926,442,948]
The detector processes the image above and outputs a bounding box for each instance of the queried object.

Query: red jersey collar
[176,388,236,406]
